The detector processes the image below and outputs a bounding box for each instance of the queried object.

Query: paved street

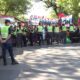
[0,45,80,80]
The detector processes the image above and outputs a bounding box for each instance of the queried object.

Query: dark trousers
[12,35,17,47]
[70,32,74,43]
[78,33,80,42]
[38,32,43,45]
[17,34,23,47]
[2,43,15,64]
[29,33,34,46]
[59,32,63,43]
[62,31,66,44]
[54,33,60,43]
[22,35,27,47]
[46,32,53,45]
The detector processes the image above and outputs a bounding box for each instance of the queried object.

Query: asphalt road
[0,45,80,80]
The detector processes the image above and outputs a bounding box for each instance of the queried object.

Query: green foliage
[0,0,31,16]
[43,0,80,23]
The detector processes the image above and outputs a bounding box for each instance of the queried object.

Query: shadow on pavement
[0,45,80,80]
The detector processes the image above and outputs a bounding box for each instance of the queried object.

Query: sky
[28,0,51,17]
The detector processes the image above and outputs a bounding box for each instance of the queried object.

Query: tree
[0,0,32,16]
[43,0,59,15]
[43,0,80,23]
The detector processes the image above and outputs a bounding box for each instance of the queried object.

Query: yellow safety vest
[54,27,59,33]
[69,26,74,32]
[17,28,22,33]
[38,26,43,32]
[13,30,17,36]
[1,26,10,38]
[62,26,67,31]
[47,26,53,32]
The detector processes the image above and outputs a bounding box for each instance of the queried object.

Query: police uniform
[12,27,17,47]
[29,27,35,46]
[0,21,18,65]
[37,25,43,45]
[54,26,60,44]
[69,25,75,42]
[62,25,67,44]
[22,27,27,47]
[46,25,53,45]
[16,27,23,47]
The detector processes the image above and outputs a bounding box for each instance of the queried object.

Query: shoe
[11,61,19,65]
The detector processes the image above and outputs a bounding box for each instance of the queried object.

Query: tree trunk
[4,8,10,15]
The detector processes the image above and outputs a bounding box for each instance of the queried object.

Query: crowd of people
[0,19,80,65]
[11,22,80,47]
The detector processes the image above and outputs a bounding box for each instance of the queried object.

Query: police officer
[37,23,43,45]
[54,24,60,44]
[28,25,35,46]
[0,20,18,65]
[69,24,75,42]
[77,25,80,42]
[12,26,17,47]
[22,26,28,47]
[62,24,67,44]
[16,24,23,47]
[46,24,53,45]
[32,26,37,45]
